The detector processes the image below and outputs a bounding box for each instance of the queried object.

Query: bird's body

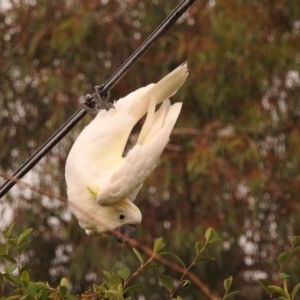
[65,63,188,241]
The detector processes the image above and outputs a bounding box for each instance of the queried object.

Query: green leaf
[160,252,186,268]
[21,271,30,281]
[60,278,68,288]
[140,263,157,272]
[110,274,122,287]
[268,285,287,296]
[292,283,300,299]
[172,296,183,300]
[153,238,165,253]
[7,238,18,247]
[181,280,191,289]
[5,263,17,274]
[278,251,291,267]
[258,279,272,293]
[195,242,204,254]
[103,270,112,280]
[3,223,15,240]
[290,245,300,257]
[224,276,233,292]
[194,257,215,264]
[117,266,131,281]
[132,248,144,265]
[279,273,291,280]
[93,284,101,293]
[157,275,174,293]
[106,289,121,297]
[3,274,24,287]
[123,284,143,294]
[223,291,240,300]
[290,236,300,247]
[17,228,33,245]
[58,285,67,298]
[35,281,48,288]
[204,228,215,243]
[278,297,290,300]
[20,263,32,274]
[17,239,31,255]
[0,255,17,264]
[0,242,7,255]
[117,283,123,295]
[8,287,21,297]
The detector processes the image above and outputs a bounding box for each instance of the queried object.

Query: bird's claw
[80,85,114,114]
[80,94,97,114]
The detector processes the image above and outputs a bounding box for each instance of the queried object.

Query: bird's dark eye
[119,214,125,220]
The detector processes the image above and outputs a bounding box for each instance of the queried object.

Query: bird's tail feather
[122,62,188,120]
[137,98,170,145]
[145,62,188,106]
[137,99,182,146]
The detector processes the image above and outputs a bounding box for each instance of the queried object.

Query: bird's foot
[94,84,114,110]
[80,85,114,114]
[80,94,98,114]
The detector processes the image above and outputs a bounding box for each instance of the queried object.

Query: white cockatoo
[65,63,188,242]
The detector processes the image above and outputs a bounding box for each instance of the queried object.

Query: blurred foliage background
[1,0,300,299]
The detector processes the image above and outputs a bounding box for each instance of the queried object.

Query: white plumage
[65,63,188,241]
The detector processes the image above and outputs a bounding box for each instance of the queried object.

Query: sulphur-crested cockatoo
[65,63,188,242]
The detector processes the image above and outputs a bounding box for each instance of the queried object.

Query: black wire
[0,0,195,198]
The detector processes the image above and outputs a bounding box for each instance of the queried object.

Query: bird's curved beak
[113,224,136,243]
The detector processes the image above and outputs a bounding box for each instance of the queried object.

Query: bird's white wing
[67,63,188,182]
[96,129,170,206]
[96,100,182,206]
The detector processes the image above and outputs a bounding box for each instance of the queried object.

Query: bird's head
[111,199,142,243]
[84,199,142,243]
